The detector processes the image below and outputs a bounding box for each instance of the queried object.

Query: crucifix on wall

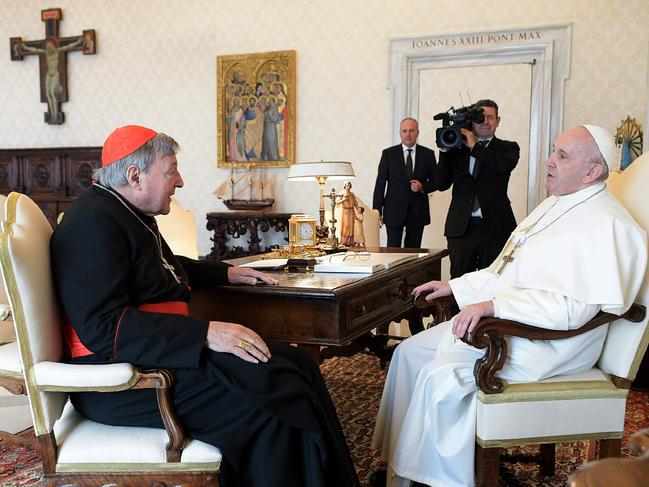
[10,8,96,125]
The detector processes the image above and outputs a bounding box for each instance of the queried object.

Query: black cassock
[50,185,359,487]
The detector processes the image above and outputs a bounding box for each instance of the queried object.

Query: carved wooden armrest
[413,293,459,326]
[463,303,646,394]
[629,428,649,456]
[568,428,649,486]
[131,368,185,462]
[0,374,26,395]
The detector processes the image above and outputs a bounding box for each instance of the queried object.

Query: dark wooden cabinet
[0,147,101,227]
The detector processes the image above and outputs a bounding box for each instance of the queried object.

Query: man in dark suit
[436,99,520,278]
[373,118,437,248]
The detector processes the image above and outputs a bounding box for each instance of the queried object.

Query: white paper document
[313,252,417,274]
[238,258,288,270]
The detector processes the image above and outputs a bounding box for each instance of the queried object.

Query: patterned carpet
[1,353,648,486]
[323,354,649,486]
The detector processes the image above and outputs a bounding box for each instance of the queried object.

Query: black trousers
[446,217,509,278]
[71,342,359,487]
[386,222,425,248]
[385,203,426,248]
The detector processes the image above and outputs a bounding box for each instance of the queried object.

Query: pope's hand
[451,300,494,339]
[412,280,452,302]
[227,266,279,285]
[206,321,271,364]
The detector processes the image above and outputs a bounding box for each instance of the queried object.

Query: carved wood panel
[22,154,63,196]
[0,155,21,195]
[66,154,97,196]
[0,147,101,228]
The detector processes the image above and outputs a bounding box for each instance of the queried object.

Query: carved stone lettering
[411,29,544,50]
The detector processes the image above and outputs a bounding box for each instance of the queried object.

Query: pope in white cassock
[371,125,647,487]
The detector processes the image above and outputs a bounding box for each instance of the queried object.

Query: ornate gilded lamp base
[323,188,341,251]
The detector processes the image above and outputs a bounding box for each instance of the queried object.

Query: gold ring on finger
[239,340,252,351]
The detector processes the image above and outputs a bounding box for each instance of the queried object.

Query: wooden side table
[206,212,292,260]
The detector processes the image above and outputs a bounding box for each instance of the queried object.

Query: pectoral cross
[496,240,524,275]
[161,257,182,284]
[10,8,96,124]
[496,253,514,275]
[496,240,523,275]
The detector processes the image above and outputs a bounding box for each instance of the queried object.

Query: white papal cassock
[372,182,647,487]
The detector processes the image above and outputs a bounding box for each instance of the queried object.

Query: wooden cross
[10,8,96,125]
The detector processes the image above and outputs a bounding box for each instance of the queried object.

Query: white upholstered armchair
[0,192,30,445]
[155,197,199,259]
[0,192,221,486]
[415,151,649,486]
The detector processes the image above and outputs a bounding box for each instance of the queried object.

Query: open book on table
[313,252,419,274]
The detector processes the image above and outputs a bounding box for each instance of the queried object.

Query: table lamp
[287,161,355,243]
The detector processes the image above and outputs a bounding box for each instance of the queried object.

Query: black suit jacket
[436,136,520,237]
[372,144,437,227]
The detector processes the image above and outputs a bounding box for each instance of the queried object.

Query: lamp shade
[287,161,355,181]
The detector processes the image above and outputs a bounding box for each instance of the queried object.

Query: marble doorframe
[388,24,572,212]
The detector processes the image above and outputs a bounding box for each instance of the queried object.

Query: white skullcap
[581,124,618,172]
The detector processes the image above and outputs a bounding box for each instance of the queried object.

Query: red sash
[64,301,190,359]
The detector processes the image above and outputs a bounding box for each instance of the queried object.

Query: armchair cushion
[477,368,627,447]
[599,152,649,380]
[0,341,22,376]
[54,402,222,467]
[0,320,15,345]
[33,362,137,390]
[155,198,199,260]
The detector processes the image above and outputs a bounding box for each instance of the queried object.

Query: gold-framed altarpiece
[217,50,296,168]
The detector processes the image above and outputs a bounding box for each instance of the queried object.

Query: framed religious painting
[217,50,296,168]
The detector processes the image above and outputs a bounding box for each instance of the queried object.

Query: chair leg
[599,438,622,458]
[475,444,500,487]
[539,443,555,476]
[586,439,598,462]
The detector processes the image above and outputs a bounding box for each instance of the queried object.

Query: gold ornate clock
[288,214,317,246]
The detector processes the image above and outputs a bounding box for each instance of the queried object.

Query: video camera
[433,104,485,150]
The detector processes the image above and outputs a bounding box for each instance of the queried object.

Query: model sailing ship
[214,166,275,210]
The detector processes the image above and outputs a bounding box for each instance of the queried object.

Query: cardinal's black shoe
[369,469,387,487]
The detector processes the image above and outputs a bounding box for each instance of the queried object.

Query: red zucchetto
[101,125,158,166]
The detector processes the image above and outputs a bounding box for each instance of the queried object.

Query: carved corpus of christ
[10,8,96,125]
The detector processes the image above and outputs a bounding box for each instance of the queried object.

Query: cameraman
[436,99,520,278]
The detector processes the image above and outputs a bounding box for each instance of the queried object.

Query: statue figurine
[336,181,363,247]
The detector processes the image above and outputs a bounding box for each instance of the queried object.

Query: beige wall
[1,0,647,255]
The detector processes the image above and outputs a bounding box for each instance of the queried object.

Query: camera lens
[441,129,460,148]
